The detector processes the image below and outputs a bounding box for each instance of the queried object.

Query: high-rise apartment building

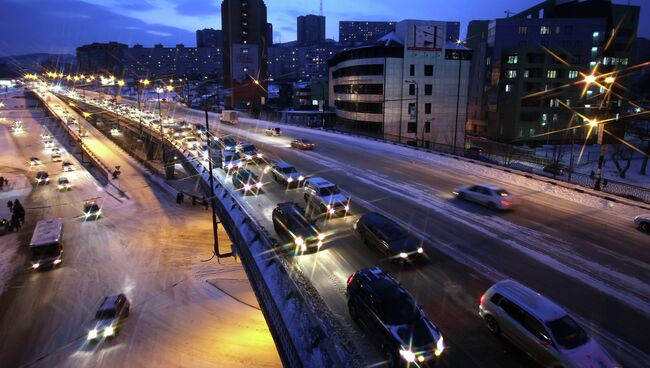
[196,28,223,48]
[467,0,639,143]
[338,21,396,43]
[221,0,269,110]
[298,15,326,45]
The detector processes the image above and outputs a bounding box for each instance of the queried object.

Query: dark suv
[354,212,424,262]
[87,294,130,342]
[232,169,264,195]
[272,202,325,255]
[347,267,444,367]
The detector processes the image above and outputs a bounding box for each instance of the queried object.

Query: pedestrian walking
[179,192,185,204]
[0,176,4,190]
[176,192,182,204]
[191,195,197,206]
[7,200,13,213]
[10,213,20,231]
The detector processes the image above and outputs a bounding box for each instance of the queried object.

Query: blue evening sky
[0,0,647,56]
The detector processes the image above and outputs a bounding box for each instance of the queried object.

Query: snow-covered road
[0,91,280,368]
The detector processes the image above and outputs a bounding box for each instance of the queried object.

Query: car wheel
[303,194,309,203]
[272,173,278,182]
[485,315,500,335]
[641,222,649,233]
[458,192,465,200]
[382,345,398,368]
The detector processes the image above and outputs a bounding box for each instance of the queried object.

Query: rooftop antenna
[319,0,323,16]
[504,10,514,18]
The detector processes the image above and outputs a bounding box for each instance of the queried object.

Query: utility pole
[453,53,462,154]
[205,96,233,259]
[594,122,607,191]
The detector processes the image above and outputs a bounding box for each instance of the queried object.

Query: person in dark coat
[7,200,12,213]
[179,192,185,203]
[10,213,20,231]
[176,192,182,204]
[13,199,25,224]
[0,176,4,190]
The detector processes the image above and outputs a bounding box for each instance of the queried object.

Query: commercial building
[339,21,396,43]
[221,0,269,110]
[197,28,223,49]
[329,20,471,148]
[268,41,348,81]
[467,0,640,143]
[298,15,326,45]
[76,42,222,80]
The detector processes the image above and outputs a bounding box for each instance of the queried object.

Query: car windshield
[395,317,436,349]
[495,189,510,197]
[300,139,312,144]
[95,308,116,320]
[377,291,419,325]
[281,167,297,174]
[242,145,256,153]
[319,186,340,197]
[31,244,61,260]
[85,204,100,212]
[546,315,589,349]
[225,152,241,161]
[241,172,258,182]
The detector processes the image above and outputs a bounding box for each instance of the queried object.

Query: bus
[30,219,63,270]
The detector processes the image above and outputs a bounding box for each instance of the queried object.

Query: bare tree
[610,144,633,179]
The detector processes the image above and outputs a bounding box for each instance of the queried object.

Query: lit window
[547,70,557,78]
[540,26,550,35]
[518,26,528,35]
[568,70,578,79]
[505,84,512,92]
[523,70,530,78]
[506,70,517,78]
[592,31,599,38]
[506,55,518,64]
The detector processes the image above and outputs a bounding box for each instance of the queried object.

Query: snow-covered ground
[534,144,649,189]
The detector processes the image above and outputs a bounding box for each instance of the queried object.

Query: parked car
[51,152,62,162]
[479,280,618,368]
[354,212,424,262]
[87,294,130,342]
[29,157,42,166]
[272,202,324,254]
[216,135,238,151]
[265,127,282,136]
[347,267,445,366]
[62,161,75,172]
[291,138,315,150]
[303,177,350,217]
[455,184,521,210]
[232,169,264,195]
[183,136,200,150]
[220,150,244,172]
[237,142,263,162]
[634,214,649,233]
[543,163,566,176]
[271,162,304,188]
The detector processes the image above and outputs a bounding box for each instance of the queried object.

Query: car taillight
[347,274,355,285]
[480,293,485,306]
[500,200,511,206]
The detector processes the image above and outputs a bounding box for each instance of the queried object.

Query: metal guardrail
[59,94,360,367]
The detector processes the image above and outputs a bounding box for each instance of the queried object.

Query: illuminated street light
[587,119,599,127]
[166,85,174,92]
[155,87,164,94]
[82,112,91,118]
[604,76,615,84]
[117,80,125,87]
[584,74,596,85]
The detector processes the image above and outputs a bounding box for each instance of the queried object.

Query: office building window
[505,84,512,92]
[518,26,528,35]
[424,84,432,95]
[425,103,432,114]
[506,70,517,78]
[410,64,415,76]
[547,69,557,78]
[555,26,561,34]
[424,65,433,76]
[407,122,417,133]
[540,26,550,35]
[408,103,416,117]
[425,121,431,133]
[409,84,416,96]
[568,70,578,79]
[506,55,518,64]
[523,70,530,78]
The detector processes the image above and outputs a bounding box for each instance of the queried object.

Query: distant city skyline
[0,0,648,56]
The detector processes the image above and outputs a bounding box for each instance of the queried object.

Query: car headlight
[399,252,408,259]
[287,177,293,183]
[326,204,331,210]
[104,326,115,337]
[32,263,40,269]
[345,205,350,211]
[417,247,424,254]
[256,182,263,188]
[88,329,98,340]
[435,336,444,356]
[317,233,325,241]
[298,175,304,181]
[53,259,62,265]
[295,237,305,247]
[243,184,252,191]
[245,155,252,160]
[58,185,63,189]
[227,163,234,169]
[257,153,263,158]
[237,162,243,168]
[328,208,335,214]
[400,349,416,363]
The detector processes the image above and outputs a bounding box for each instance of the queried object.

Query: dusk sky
[0,0,648,57]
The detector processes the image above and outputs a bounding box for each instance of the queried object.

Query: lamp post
[405,80,419,146]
